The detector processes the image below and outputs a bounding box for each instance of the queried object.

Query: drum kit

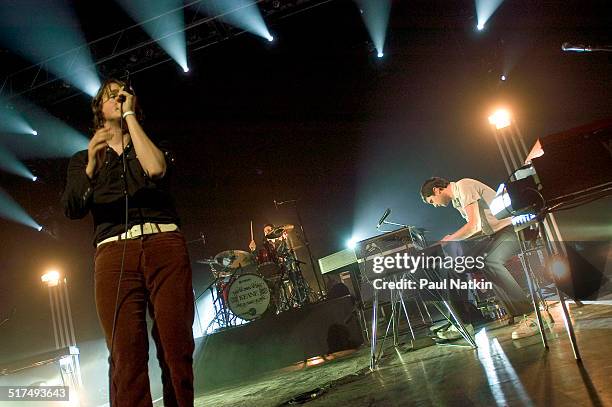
[197,224,317,333]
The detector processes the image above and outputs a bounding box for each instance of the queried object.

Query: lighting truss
[0,0,338,108]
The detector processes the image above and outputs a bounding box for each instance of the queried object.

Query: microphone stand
[279,199,324,298]
[377,219,408,232]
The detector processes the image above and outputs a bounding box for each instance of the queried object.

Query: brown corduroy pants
[94,231,194,407]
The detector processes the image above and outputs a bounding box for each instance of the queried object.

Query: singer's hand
[249,240,257,251]
[85,126,111,179]
[118,86,136,113]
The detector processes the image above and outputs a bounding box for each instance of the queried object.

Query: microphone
[561,42,592,52]
[377,208,391,228]
[562,43,612,52]
[117,71,134,103]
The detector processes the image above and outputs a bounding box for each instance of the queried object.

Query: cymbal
[197,258,218,265]
[214,249,256,269]
[265,224,295,239]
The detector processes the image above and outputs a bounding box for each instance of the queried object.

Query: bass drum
[226,273,271,320]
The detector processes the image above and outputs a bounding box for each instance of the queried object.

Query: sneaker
[511,317,540,339]
[437,323,474,340]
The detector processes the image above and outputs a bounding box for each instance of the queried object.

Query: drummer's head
[263,223,275,238]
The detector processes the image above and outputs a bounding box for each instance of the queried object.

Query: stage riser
[193,295,363,390]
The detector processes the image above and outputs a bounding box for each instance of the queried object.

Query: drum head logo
[227,274,271,320]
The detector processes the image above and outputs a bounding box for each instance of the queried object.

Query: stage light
[37,225,43,231]
[41,270,61,287]
[549,255,570,280]
[116,0,188,73]
[195,0,273,42]
[32,176,38,182]
[0,187,43,231]
[346,237,358,250]
[355,0,392,61]
[0,146,37,180]
[32,130,38,136]
[475,0,504,32]
[500,75,506,81]
[0,0,100,96]
[0,101,37,135]
[3,98,89,159]
[183,66,190,73]
[488,109,511,129]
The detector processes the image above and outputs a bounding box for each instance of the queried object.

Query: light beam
[196,0,273,42]
[475,0,504,31]
[0,0,100,96]
[355,0,392,58]
[0,187,42,231]
[115,0,188,72]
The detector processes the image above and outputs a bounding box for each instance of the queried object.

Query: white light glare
[488,109,512,129]
[183,66,189,73]
[500,75,507,81]
[37,225,43,231]
[346,237,358,250]
[267,35,274,42]
[475,0,504,33]
[32,130,38,136]
[41,270,60,286]
[32,176,38,182]
[377,51,384,58]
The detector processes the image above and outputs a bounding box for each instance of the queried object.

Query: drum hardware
[214,249,257,269]
[264,224,295,239]
[272,199,324,296]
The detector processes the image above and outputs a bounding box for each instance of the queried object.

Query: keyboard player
[420,177,538,340]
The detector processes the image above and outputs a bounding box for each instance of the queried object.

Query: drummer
[248,223,286,253]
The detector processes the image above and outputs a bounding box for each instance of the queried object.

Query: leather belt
[96,222,179,247]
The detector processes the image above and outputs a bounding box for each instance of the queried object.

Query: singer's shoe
[436,323,474,341]
[511,313,554,340]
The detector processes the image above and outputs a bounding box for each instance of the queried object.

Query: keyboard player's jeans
[444,226,532,319]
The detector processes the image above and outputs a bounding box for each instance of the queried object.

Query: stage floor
[189,301,612,407]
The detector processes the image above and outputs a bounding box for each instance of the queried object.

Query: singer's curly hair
[91,78,143,130]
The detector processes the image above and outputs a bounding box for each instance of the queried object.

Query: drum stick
[250,221,254,241]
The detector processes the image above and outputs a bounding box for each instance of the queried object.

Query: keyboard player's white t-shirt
[450,178,511,236]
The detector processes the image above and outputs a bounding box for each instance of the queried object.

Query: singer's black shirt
[61,141,180,246]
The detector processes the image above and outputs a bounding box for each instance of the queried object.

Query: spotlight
[488,109,512,129]
[32,130,38,136]
[41,270,61,287]
[267,35,274,42]
[477,23,485,31]
[346,237,358,250]
[377,51,384,58]
[548,255,570,280]
[500,75,506,81]
[183,66,190,73]
[32,176,38,182]
[37,225,43,231]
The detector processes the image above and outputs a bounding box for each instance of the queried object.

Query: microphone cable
[107,89,132,404]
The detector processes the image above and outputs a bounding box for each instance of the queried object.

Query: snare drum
[226,273,271,320]
[257,243,281,279]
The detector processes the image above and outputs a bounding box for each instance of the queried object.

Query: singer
[61,78,195,406]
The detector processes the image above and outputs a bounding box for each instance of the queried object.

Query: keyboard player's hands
[440,234,453,243]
